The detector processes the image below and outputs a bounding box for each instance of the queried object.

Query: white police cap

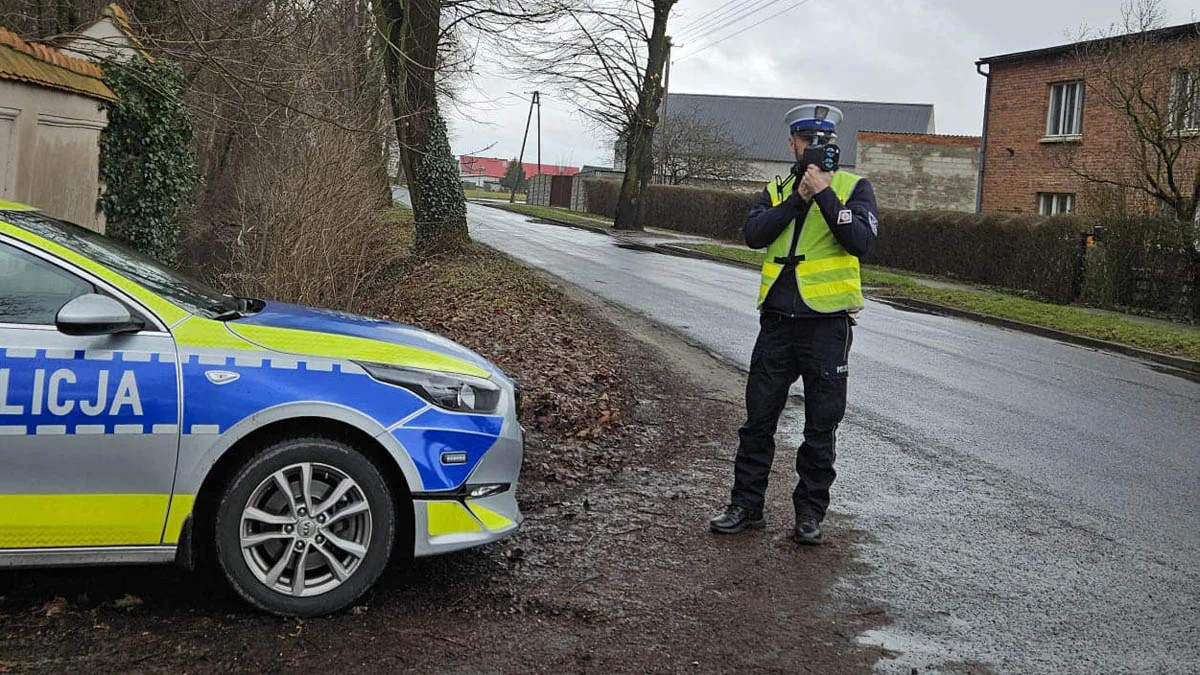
[784,103,843,135]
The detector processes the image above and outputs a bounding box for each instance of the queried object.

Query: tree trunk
[378,0,469,255]
[613,0,674,231]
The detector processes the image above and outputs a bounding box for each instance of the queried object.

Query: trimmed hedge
[871,210,1083,303]
[578,178,1196,314]
[582,178,754,239]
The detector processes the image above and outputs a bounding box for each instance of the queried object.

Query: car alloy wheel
[214,436,396,616]
[239,462,373,598]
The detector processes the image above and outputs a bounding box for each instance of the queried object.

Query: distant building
[976,22,1200,216]
[617,92,937,188]
[0,26,115,232]
[459,155,579,191]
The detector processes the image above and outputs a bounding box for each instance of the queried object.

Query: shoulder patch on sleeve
[837,209,853,225]
[868,212,879,235]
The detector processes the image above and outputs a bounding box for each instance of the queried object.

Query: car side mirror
[55,294,146,336]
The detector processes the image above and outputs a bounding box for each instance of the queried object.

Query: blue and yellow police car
[0,201,523,616]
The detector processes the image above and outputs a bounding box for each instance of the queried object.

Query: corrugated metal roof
[0,27,115,100]
[665,93,935,167]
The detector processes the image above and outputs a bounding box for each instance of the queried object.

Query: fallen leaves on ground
[370,242,638,485]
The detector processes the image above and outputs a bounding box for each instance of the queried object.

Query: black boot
[709,505,765,534]
[795,518,822,545]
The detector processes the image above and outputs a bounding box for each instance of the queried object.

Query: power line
[678,0,790,46]
[677,0,775,38]
[680,0,795,48]
[677,0,816,62]
[675,0,744,33]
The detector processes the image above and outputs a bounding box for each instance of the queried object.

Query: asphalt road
[400,192,1200,673]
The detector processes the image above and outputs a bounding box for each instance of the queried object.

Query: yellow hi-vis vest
[756,170,865,313]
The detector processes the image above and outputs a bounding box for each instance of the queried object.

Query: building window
[1046,81,1084,137]
[1169,68,1199,132]
[1038,193,1075,216]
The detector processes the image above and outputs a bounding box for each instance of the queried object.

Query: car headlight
[356,362,502,413]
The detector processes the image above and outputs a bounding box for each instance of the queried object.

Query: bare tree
[1058,0,1200,226]
[654,106,749,186]
[514,0,677,230]
[374,0,566,255]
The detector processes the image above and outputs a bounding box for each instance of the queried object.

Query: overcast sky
[443,0,1198,169]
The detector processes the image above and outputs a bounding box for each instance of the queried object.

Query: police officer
[709,103,878,544]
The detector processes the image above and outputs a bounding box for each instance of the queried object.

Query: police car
[0,201,523,616]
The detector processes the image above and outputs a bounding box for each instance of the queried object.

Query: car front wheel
[214,436,395,616]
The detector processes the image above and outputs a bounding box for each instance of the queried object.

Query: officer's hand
[799,164,832,199]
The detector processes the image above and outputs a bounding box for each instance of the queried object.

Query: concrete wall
[855,132,981,212]
[527,174,552,206]
[0,80,108,231]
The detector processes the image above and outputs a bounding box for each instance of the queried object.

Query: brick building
[976,22,1200,216]
[855,132,981,212]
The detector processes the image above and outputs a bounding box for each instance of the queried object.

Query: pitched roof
[459,156,579,179]
[977,21,1200,66]
[61,3,154,63]
[0,26,115,100]
[665,93,935,166]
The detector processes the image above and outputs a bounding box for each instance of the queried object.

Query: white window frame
[1038,193,1076,216]
[1169,68,1199,133]
[1046,81,1085,137]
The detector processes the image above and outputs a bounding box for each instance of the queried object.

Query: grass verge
[679,243,1200,361]
[464,188,524,201]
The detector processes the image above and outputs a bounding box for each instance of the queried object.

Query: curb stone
[481,202,1200,377]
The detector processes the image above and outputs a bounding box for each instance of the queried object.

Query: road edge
[475,202,1200,378]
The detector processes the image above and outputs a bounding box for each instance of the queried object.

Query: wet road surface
[402,192,1200,673]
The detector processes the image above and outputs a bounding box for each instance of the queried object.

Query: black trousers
[730,313,852,522]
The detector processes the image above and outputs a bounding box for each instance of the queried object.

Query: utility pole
[659,39,671,185]
[511,91,537,204]
[535,91,542,178]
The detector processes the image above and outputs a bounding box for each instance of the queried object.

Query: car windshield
[1,210,238,319]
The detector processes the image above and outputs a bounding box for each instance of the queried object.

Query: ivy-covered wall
[99,57,195,265]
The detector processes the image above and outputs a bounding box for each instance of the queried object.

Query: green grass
[680,243,1200,361]
[684,243,764,266]
[487,203,614,230]
[464,188,523,201]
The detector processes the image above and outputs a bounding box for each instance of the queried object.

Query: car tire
[214,436,395,617]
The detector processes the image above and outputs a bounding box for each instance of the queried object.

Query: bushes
[202,127,403,312]
[581,179,620,219]
[581,178,756,239]
[100,57,196,266]
[1089,216,1198,317]
[578,178,1195,315]
[871,210,1084,303]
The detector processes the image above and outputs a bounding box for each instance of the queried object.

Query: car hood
[227,301,501,379]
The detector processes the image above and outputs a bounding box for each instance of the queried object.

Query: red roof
[459,155,579,180]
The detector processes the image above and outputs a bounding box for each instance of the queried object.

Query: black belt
[773,254,805,266]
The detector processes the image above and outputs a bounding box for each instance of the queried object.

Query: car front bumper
[410,421,524,556]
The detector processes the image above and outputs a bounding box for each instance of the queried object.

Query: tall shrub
[100,57,195,265]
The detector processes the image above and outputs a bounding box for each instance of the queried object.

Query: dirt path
[0,257,885,674]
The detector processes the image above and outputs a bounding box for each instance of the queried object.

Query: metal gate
[550,176,573,207]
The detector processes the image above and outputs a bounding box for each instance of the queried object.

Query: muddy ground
[0,249,886,673]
